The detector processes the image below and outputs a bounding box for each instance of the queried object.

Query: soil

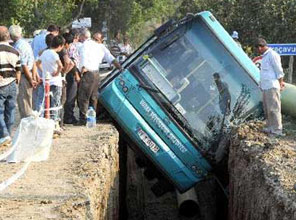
[1,104,296,219]
[0,122,120,220]
[229,115,296,220]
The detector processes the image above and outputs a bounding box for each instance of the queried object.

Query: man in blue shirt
[9,25,37,118]
[255,38,285,136]
[31,24,59,59]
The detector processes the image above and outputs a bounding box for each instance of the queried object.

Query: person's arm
[103,45,123,71]
[32,62,41,85]
[112,59,122,71]
[80,45,87,74]
[36,60,42,72]
[53,59,63,76]
[271,52,285,90]
[22,65,37,87]
[62,54,75,74]
[15,58,21,84]
[278,77,285,90]
[16,71,21,84]
[74,69,81,83]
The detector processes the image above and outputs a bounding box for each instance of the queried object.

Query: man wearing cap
[231,31,242,48]
[255,38,285,136]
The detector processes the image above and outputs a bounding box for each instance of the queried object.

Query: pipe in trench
[175,187,200,217]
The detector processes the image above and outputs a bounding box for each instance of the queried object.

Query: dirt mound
[229,116,296,220]
[0,124,119,220]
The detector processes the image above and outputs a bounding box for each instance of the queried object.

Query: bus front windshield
[132,20,262,149]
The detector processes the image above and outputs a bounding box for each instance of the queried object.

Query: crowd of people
[0,24,131,146]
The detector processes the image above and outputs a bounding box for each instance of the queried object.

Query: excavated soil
[0,123,120,220]
[229,115,296,220]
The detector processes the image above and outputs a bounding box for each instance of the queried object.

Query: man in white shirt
[78,29,122,125]
[255,38,285,136]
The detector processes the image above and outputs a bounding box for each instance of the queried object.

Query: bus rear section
[99,11,263,193]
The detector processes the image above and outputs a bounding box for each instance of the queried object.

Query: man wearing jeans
[0,26,21,146]
[255,38,285,136]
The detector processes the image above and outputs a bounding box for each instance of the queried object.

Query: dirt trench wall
[228,121,296,220]
[0,124,119,220]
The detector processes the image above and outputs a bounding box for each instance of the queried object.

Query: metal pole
[44,72,50,119]
[288,56,294,83]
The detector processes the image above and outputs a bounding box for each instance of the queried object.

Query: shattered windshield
[131,19,262,148]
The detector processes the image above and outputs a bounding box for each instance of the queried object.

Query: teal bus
[99,11,262,194]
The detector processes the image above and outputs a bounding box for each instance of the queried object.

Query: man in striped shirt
[0,26,21,147]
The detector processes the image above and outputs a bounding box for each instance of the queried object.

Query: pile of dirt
[0,123,120,220]
[229,116,296,220]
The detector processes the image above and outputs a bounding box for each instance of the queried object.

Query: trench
[114,118,296,220]
[117,130,229,220]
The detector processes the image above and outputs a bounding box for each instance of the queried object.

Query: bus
[98,11,262,194]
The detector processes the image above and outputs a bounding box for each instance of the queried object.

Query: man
[213,72,231,116]
[231,31,242,48]
[0,26,21,146]
[9,25,37,118]
[255,38,285,136]
[78,29,122,125]
[31,24,60,59]
[31,24,59,112]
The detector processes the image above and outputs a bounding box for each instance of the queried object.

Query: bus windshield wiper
[138,84,160,93]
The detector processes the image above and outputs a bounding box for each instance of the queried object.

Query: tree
[178,0,296,46]
[0,0,83,36]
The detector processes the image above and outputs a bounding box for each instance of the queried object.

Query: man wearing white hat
[231,31,242,48]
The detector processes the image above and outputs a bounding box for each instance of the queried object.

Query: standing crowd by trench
[0,24,133,146]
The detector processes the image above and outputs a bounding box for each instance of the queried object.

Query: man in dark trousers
[78,28,122,125]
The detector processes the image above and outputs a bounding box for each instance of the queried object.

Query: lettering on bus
[140,100,188,153]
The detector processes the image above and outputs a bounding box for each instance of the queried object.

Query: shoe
[60,126,67,131]
[64,118,78,125]
[269,131,286,137]
[0,136,12,147]
[262,127,271,133]
[74,120,86,126]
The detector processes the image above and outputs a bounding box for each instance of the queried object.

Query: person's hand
[29,78,38,88]
[0,75,3,81]
[37,77,43,85]
[280,81,285,91]
[74,73,81,83]
[52,71,59,77]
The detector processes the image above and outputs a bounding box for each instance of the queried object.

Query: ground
[0,122,120,220]
[229,114,296,220]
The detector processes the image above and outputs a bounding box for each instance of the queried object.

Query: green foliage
[126,0,178,46]
[178,0,296,47]
[0,0,78,36]
[1,0,296,50]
